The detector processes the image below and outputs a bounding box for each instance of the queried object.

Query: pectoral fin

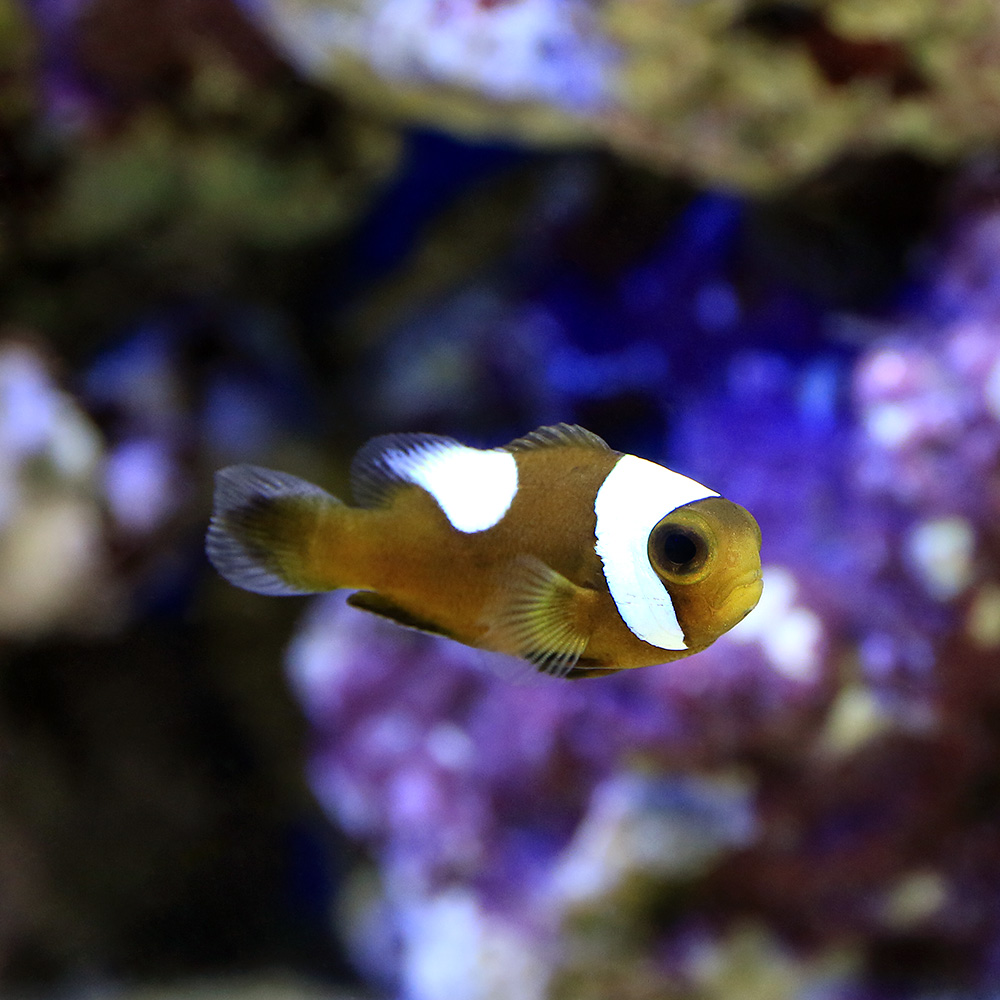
[482,556,597,679]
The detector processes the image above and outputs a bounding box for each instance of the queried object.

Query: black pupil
[662,531,698,566]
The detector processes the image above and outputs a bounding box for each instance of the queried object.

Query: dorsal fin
[503,423,612,454]
[349,432,462,508]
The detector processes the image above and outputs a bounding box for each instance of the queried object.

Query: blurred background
[4,1,1000,998]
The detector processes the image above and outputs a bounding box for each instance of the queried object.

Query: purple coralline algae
[285,191,1000,997]
[288,594,818,999]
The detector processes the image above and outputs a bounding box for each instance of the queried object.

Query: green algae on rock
[0,0,400,344]
[237,0,1000,190]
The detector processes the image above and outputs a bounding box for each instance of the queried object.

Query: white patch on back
[384,442,518,533]
[594,455,717,650]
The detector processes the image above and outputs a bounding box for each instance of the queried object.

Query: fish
[206,423,763,679]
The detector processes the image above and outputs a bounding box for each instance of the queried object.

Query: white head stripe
[594,454,718,650]
[384,443,517,533]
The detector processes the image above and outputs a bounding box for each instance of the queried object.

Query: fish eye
[660,530,699,567]
[648,518,711,581]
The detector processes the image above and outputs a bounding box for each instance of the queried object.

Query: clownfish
[206,424,762,679]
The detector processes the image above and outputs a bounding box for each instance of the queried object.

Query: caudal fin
[206,465,344,595]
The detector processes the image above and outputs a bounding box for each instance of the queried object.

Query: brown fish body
[308,444,664,668]
[207,424,763,678]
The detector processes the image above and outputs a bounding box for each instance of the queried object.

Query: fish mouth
[715,568,764,625]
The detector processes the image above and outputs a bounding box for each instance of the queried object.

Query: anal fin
[482,556,597,680]
[346,591,456,640]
